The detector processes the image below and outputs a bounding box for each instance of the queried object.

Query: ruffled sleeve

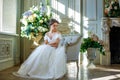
[57,33,62,40]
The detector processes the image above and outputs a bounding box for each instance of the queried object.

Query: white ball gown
[15,33,67,79]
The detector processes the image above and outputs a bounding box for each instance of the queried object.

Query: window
[0,0,3,31]
[51,0,81,33]
[0,0,17,34]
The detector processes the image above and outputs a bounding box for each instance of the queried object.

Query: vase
[31,33,43,49]
[87,48,96,68]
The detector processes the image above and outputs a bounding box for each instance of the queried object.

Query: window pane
[2,0,16,33]
[0,0,3,31]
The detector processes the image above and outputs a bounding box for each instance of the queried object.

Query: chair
[61,34,82,72]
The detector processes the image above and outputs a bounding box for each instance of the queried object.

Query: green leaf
[80,37,105,55]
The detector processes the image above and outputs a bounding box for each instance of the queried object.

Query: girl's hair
[49,19,59,26]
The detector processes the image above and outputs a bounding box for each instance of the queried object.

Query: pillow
[61,34,81,45]
[69,36,80,44]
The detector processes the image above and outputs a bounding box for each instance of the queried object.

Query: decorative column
[101,18,111,65]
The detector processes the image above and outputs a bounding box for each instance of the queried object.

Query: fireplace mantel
[101,18,120,65]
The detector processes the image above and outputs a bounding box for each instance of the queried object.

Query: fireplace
[101,18,120,65]
[110,27,120,64]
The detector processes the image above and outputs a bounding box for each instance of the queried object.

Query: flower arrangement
[20,2,52,39]
[104,0,120,17]
[80,34,105,55]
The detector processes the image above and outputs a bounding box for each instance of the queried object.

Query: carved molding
[102,18,120,34]
[0,38,13,61]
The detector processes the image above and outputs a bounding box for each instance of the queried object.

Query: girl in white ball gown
[14,19,67,79]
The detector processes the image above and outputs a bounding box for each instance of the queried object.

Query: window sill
[0,32,19,37]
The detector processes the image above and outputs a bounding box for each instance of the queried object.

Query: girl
[14,19,67,79]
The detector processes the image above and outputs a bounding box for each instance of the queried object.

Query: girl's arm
[44,32,49,44]
[48,38,60,48]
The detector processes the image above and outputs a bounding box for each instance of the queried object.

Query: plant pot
[87,48,96,69]
[31,33,43,49]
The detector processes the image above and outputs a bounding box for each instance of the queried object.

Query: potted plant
[80,34,105,68]
[20,2,52,40]
[80,34,105,55]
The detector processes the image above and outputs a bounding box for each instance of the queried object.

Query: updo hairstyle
[49,19,59,26]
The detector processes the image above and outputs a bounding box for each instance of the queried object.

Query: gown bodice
[44,33,62,43]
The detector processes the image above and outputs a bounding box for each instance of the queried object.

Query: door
[83,0,103,37]
[82,0,104,64]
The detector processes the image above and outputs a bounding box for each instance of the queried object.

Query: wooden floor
[1,63,120,80]
[0,62,79,80]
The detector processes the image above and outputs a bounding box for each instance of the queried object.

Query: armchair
[61,34,82,72]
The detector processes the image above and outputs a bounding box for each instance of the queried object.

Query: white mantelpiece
[101,18,120,65]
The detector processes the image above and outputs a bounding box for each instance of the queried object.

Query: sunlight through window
[0,0,16,34]
[51,0,81,34]
[0,0,3,32]
[51,0,65,15]
[83,16,89,38]
[92,74,120,80]
[68,8,81,33]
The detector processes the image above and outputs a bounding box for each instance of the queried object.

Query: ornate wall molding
[0,38,13,62]
[102,18,120,34]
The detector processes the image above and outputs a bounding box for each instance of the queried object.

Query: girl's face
[50,22,58,32]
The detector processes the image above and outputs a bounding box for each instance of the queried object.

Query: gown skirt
[16,44,67,79]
